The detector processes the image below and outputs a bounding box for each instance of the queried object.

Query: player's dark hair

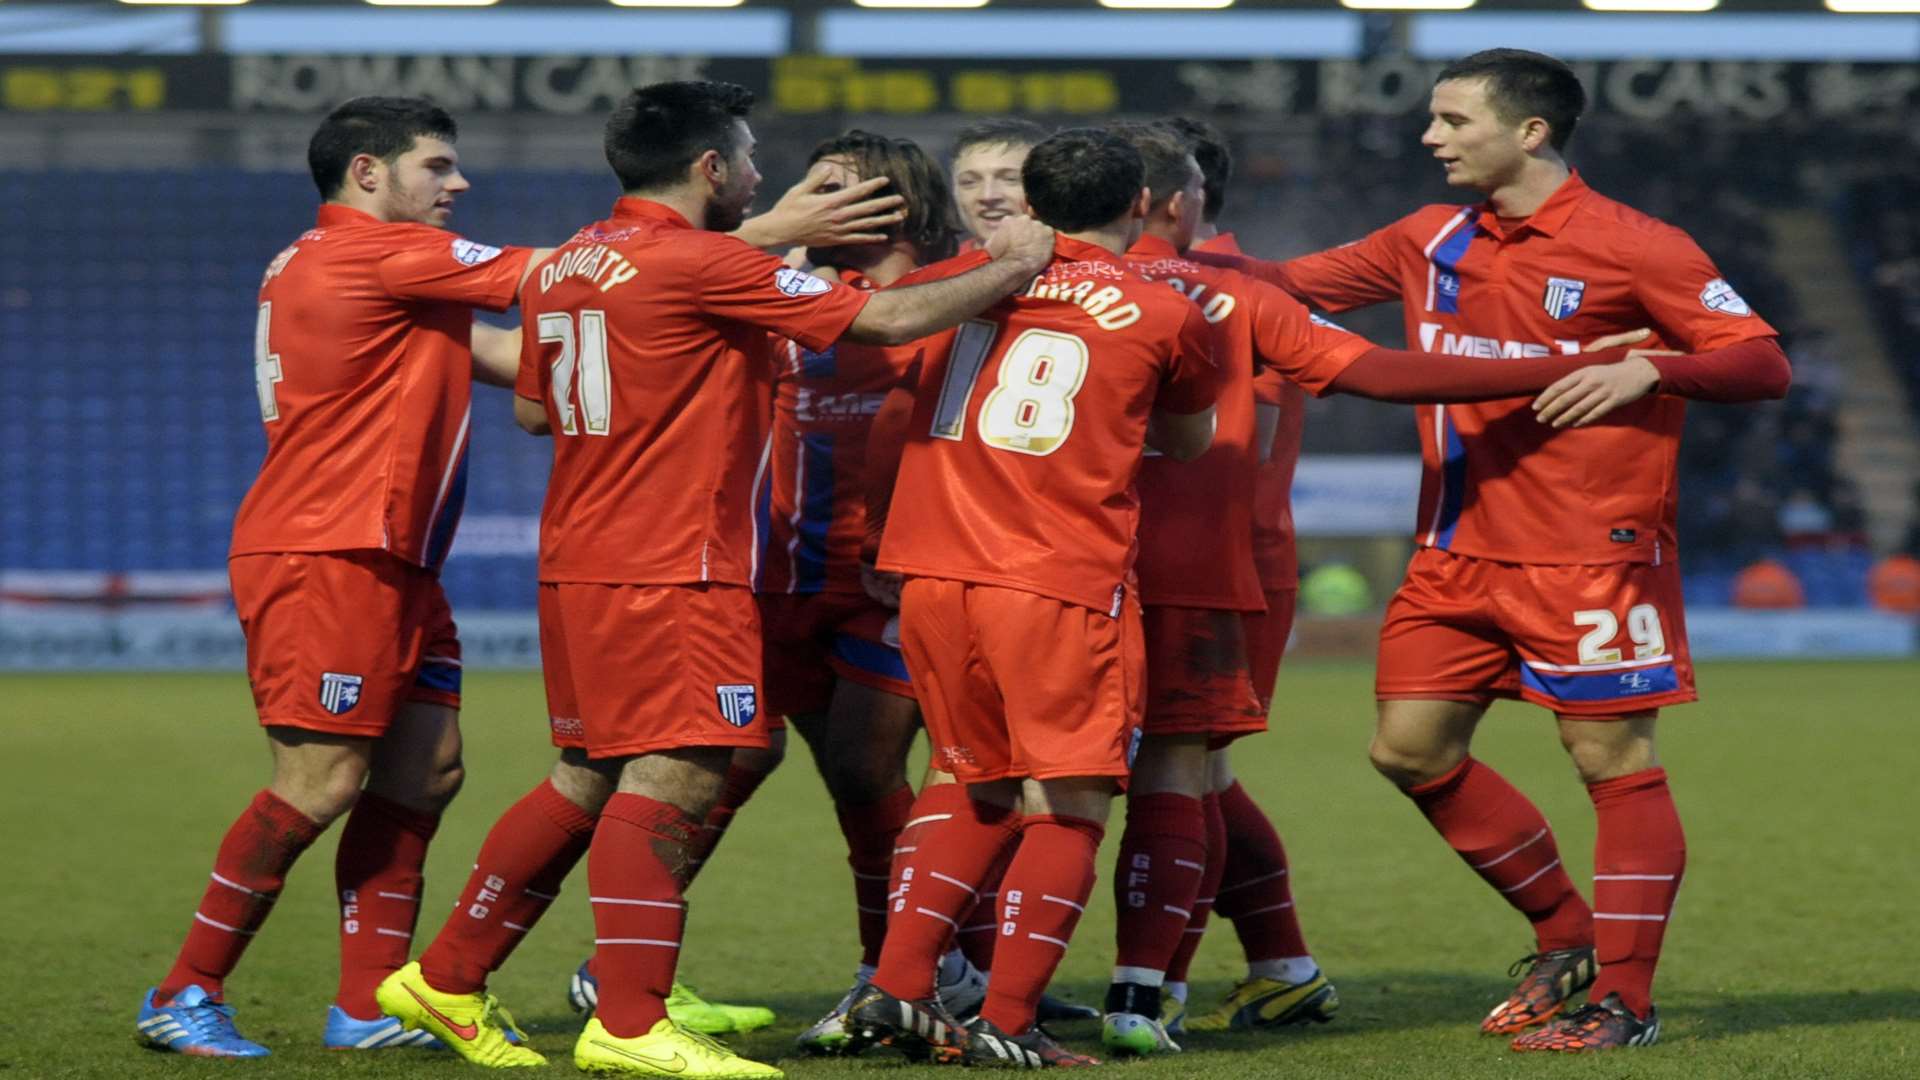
[1020,128,1145,235]
[1107,122,1198,211]
[1436,48,1586,152]
[808,130,962,263]
[604,80,756,193]
[951,117,1049,162]
[1154,116,1232,223]
[307,96,457,199]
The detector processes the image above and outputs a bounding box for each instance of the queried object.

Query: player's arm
[842,215,1055,346]
[471,321,521,388]
[1252,366,1287,464]
[377,233,543,312]
[513,395,550,435]
[1147,303,1222,462]
[732,161,907,249]
[511,312,551,436]
[1192,221,1406,312]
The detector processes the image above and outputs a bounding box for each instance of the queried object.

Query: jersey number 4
[538,310,612,436]
[930,320,1090,457]
[254,303,282,423]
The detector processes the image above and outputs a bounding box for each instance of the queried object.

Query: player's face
[808,154,885,265]
[1423,78,1529,193]
[382,136,468,228]
[709,120,763,233]
[952,142,1030,243]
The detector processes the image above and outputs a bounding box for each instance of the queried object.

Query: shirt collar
[1194,231,1242,255]
[612,197,694,230]
[1126,233,1182,260]
[1478,170,1588,241]
[1052,234,1125,266]
[315,204,384,228]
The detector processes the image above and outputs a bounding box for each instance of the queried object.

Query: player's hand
[1584,327,1653,352]
[985,213,1055,275]
[736,162,906,249]
[861,562,903,610]
[1532,354,1668,428]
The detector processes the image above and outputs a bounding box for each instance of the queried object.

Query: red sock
[1213,781,1312,962]
[874,787,1020,1001]
[420,780,598,994]
[1586,767,1685,1018]
[333,793,439,1017]
[1166,791,1226,983]
[836,785,914,969]
[1112,793,1207,979]
[1407,759,1592,952]
[685,762,774,883]
[588,794,699,1037]
[958,844,1015,972]
[977,815,1105,1035]
[157,790,324,1002]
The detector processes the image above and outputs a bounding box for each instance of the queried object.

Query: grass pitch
[4,660,1917,1079]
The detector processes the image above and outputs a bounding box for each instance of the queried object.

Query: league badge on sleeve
[319,672,364,715]
[1542,277,1586,320]
[1699,277,1752,316]
[715,683,759,727]
[774,267,831,297]
[450,238,504,266]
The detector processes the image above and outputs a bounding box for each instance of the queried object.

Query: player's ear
[1166,189,1189,224]
[348,152,383,195]
[696,147,727,190]
[1131,186,1152,220]
[1520,117,1552,154]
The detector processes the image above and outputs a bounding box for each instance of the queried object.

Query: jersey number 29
[930,320,1090,457]
[538,310,612,436]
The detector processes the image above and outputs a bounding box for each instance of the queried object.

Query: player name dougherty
[538,244,641,294]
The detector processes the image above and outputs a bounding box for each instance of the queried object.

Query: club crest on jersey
[1699,277,1751,317]
[450,239,504,266]
[774,267,831,297]
[1436,271,1461,301]
[319,672,364,715]
[715,683,758,727]
[1542,277,1586,319]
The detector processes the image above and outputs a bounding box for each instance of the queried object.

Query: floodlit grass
[4,660,1917,1078]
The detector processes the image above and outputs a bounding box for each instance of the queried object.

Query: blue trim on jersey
[1434,412,1467,550]
[423,449,469,571]
[794,432,836,592]
[413,661,462,695]
[1431,214,1476,315]
[830,630,911,685]
[801,344,837,380]
[1519,662,1677,703]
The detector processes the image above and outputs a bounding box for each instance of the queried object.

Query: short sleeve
[1156,302,1221,415]
[695,237,871,353]
[1631,226,1778,351]
[1252,364,1288,406]
[1246,274,1374,396]
[1264,220,1409,312]
[376,231,532,312]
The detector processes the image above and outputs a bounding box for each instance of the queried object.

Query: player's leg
[1374,553,1598,1034]
[1161,747,1230,1026]
[327,699,463,1048]
[1103,732,1206,1055]
[684,734,785,880]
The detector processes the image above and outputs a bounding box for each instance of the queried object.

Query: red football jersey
[231,204,532,569]
[1268,172,1776,566]
[516,198,870,586]
[1124,234,1369,610]
[879,235,1218,613]
[756,270,925,595]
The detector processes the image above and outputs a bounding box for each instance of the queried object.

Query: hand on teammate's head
[984,213,1054,271]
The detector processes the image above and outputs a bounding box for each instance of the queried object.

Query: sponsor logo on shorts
[550,715,584,739]
[1611,528,1638,543]
[774,267,831,297]
[715,683,758,727]
[1542,276,1585,319]
[1699,277,1751,316]
[450,238,504,266]
[1619,671,1656,693]
[1125,726,1144,769]
[318,671,363,715]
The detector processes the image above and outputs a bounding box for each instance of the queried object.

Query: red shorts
[229,550,462,738]
[1241,586,1297,711]
[758,591,915,724]
[540,582,769,759]
[899,577,1143,784]
[1142,605,1265,744]
[1377,549,1697,718]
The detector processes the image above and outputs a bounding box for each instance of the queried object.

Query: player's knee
[828,750,907,805]
[736,735,786,781]
[419,755,465,811]
[1368,735,1458,790]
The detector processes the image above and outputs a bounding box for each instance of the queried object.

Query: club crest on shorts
[1618,671,1655,694]
[715,683,758,727]
[319,671,364,715]
[1542,276,1586,319]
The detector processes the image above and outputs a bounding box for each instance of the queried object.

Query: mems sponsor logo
[794,389,888,423]
[1419,322,1579,358]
